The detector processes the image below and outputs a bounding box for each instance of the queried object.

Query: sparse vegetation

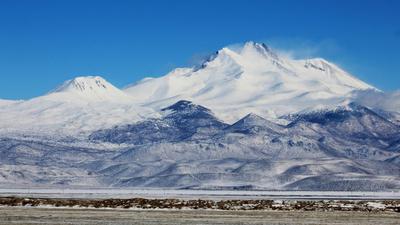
[0,197,399,212]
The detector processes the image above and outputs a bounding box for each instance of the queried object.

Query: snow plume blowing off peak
[1,41,400,191]
[124,41,376,122]
[0,41,381,136]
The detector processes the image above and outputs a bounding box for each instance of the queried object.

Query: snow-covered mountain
[0,42,378,136]
[49,76,134,103]
[2,101,399,190]
[0,41,399,191]
[125,41,374,122]
[0,76,157,138]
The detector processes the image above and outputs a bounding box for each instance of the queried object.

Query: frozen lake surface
[1,188,400,200]
[0,207,399,225]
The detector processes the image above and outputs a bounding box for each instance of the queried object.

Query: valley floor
[1,189,400,200]
[0,207,399,225]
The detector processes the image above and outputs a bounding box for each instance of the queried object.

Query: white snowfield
[125,42,374,122]
[0,76,158,138]
[0,41,386,137]
[0,41,400,191]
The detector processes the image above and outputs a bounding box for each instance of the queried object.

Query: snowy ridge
[0,76,157,137]
[0,42,380,136]
[124,41,375,122]
[1,100,400,190]
[48,76,134,103]
[0,99,19,107]
[0,41,399,191]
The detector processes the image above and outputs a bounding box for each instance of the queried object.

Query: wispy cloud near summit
[260,37,342,60]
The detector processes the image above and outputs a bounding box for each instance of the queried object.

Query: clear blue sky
[0,0,399,99]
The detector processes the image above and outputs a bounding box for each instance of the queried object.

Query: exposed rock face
[2,100,399,190]
[0,42,399,191]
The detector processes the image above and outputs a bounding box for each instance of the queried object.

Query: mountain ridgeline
[0,41,399,190]
[86,100,400,190]
[89,101,228,144]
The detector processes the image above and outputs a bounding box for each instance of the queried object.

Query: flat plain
[0,207,399,225]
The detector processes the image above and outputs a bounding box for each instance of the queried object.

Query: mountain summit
[48,76,133,102]
[53,76,112,93]
[0,41,380,135]
[0,42,399,191]
[124,41,374,122]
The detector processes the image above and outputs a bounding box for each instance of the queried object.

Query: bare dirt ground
[0,197,399,224]
[0,207,399,225]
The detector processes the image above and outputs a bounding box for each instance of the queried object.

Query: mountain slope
[83,100,400,190]
[0,41,399,191]
[289,103,400,141]
[1,99,400,190]
[89,101,228,144]
[124,41,375,122]
[0,76,157,137]
[0,42,379,137]
[47,76,134,103]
